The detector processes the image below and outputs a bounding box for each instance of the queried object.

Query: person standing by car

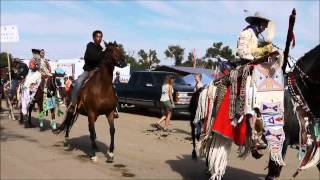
[156,75,175,131]
[113,71,121,84]
[194,73,203,91]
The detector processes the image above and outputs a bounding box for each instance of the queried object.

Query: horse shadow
[166,154,265,180]
[64,135,109,157]
[22,115,55,131]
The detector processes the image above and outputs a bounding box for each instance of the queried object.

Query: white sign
[1,25,19,43]
[113,64,131,83]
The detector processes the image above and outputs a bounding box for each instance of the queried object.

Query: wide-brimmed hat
[245,11,270,24]
[31,49,41,54]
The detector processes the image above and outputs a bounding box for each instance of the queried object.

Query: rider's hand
[264,44,273,54]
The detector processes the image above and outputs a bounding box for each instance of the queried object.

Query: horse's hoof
[106,152,114,163]
[90,156,98,163]
[10,116,16,121]
[39,121,44,128]
[63,138,69,147]
[192,150,198,160]
[50,121,57,130]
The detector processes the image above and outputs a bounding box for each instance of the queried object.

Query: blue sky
[1,0,319,65]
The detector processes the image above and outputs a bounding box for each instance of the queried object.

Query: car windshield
[174,76,188,85]
[154,73,188,85]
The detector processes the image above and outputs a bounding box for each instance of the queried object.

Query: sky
[1,0,319,65]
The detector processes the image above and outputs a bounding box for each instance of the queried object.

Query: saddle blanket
[211,88,247,146]
[21,71,42,115]
[24,71,41,90]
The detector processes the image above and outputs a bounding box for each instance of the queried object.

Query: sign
[113,64,131,83]
[1,25,19,43]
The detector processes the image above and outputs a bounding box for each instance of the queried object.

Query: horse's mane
[106,41,118,46]
[292,44,320,117]
[295,44,319,68]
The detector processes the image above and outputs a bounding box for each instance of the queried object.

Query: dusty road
[1,104,318,180]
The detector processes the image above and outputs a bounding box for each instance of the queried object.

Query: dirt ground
[0,102,319,180]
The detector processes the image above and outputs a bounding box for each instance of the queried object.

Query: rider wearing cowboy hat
[235,11,273,66]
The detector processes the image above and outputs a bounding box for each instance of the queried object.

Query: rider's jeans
[71,71,89,104]
[9,79,18,99]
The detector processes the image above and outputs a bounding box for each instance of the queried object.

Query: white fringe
[207,134,232,180]
[270,148,286,166]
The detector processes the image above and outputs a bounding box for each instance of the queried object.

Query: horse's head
[53,69,66,88]
[103,41,127,68]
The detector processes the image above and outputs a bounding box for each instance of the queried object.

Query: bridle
[287,63,318,119]
[295,64,320,85]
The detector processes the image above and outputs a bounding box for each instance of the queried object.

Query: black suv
[114,71,194,112]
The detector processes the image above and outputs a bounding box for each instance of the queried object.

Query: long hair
[164,75,174,85]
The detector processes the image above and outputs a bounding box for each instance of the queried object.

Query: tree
[205,42,235,61]
[137,49,148,64]
[164,45,184,66]
[118,44,141,71]
[181,52,195,67]
[138,49,160,69]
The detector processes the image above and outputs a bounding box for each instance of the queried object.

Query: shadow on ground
[166,154,265,180]
[120,106,190,120]
[64,135,110,157]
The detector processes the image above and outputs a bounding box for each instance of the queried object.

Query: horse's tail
[54,110,78,134]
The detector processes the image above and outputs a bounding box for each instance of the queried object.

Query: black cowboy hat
[245,11,270,24]
[31,49,41,54]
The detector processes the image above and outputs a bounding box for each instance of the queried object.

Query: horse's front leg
[190,120,197,160]
[19,110,24,124]
[88,112,98,162]
[106,112,115,163]
[25,103,35,128]
[50,108,56,130]
[37,101,45,131]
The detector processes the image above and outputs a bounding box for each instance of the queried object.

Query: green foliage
[0,52,13,68]
[118,44,160,71]
[138,49,160,70]
[180,42,235,69]
[205,42,235,61]
[164,45,184,66]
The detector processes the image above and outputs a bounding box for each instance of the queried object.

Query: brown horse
[55,41,126,162]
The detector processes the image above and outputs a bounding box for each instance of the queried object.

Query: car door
[119,72,140,104]
[134,73,155,107]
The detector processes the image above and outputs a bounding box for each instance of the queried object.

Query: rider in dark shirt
[69,30,104,111]
[83,41,104,71]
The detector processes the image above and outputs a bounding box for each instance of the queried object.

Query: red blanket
[212,88,247,146]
